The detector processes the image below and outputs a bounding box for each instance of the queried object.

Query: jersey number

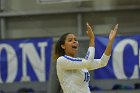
[84,72,90,82]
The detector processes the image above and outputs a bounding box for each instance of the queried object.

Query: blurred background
[0,0,140,93]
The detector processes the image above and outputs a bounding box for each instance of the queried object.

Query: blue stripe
[63,56,82,62]
[84,72,87,81]
[84,72,90,82]
[87,72,90,82]
[85,51,90,60]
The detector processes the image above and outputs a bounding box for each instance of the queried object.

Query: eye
[68,39,72,42]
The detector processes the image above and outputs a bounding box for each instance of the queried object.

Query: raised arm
[57,24,118,70]
[104,24,118,56]
[88,24,119,70]
[86,22,95,48]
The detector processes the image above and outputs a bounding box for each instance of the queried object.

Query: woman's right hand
[86,22,95,41]
[86,22,95,47]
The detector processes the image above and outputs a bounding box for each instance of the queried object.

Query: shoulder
[57,56,65,62]
[57,56,66,64]
[56,56,67,67]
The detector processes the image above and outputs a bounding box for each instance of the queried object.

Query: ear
[61,44,65,49]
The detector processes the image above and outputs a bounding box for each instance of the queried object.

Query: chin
[73,52,78,55]
[70,50,78,56]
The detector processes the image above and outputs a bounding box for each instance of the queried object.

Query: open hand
[109,24,118,42]
[86,22,95,41]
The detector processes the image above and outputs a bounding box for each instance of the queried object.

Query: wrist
[89,39,94,42]
[109,39,114,44]
[89,42,95,47]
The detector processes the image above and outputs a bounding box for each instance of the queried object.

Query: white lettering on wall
[0,44,18,83]
[113,39,139,79]
[20,42,48,82]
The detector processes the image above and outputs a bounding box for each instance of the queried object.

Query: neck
[65,54,75,57]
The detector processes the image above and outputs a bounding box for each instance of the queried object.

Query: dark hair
[54,33,71,59]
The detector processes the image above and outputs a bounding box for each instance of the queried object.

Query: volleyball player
[55,23,118,93]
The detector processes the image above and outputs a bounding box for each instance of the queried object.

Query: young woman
[55,23,118,93]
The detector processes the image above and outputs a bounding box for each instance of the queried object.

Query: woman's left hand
[109,24,119,42]
[104,24,119,56]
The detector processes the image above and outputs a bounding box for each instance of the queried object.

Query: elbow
[101,61,108,67]
[88,58,94,63]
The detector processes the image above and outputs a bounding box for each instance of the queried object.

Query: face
[61,34,79,57]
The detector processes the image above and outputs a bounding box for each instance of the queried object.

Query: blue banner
[0,38,53,83]
[94,35,140,79]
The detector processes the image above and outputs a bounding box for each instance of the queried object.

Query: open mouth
[72,46,78,49]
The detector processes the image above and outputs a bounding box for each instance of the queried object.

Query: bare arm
[104,24,119,56]
[86,22,95,47]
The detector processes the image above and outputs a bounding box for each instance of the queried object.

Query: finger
[86,22,89,26]
[86,31,88,34]
[86,22,89,31]
[86,22,91,27]
[86,22,89,28]
[110,30,113,34]
[86,22,92,31]
[86,31,89,36]
[112,29,117,37]
[114,24,119,31]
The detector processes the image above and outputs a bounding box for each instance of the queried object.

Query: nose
[73,40,78,44]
